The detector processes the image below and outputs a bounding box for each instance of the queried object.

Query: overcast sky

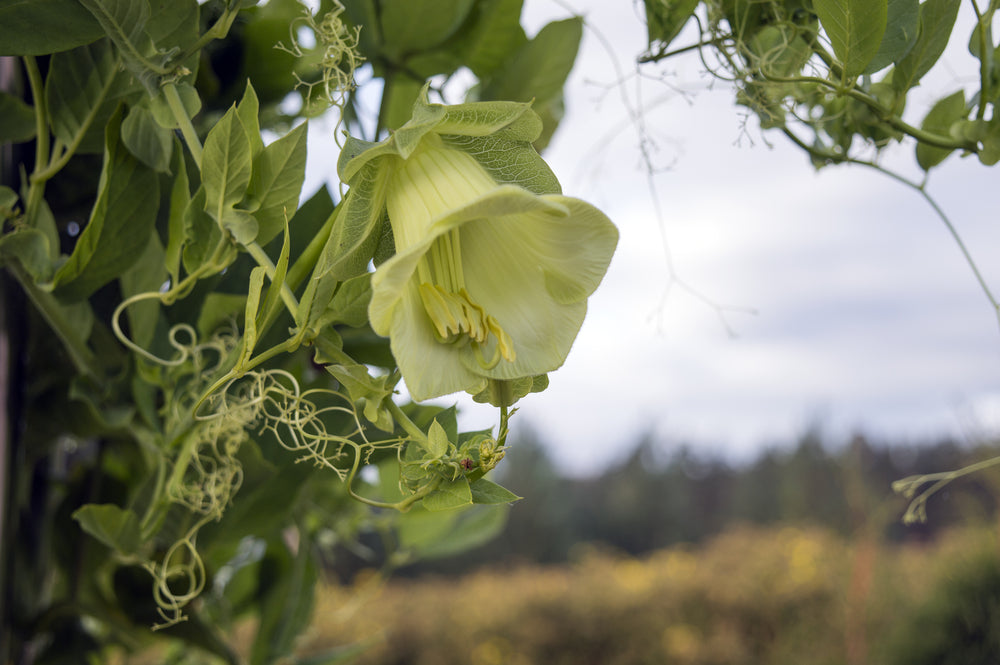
[305,0,1000,475]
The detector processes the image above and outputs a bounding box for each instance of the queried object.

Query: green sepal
[471,375,548,407]
[322,87,557,280]
[317,159,390,280]
[337,87,543,183]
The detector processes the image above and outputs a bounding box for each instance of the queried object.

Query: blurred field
[290,524,1000,665]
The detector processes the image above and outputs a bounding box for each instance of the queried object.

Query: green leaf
[249,536,318,665]
[45,39,129,155]
[202,106,253,238]
[52,106,160,301]
[469,477,522,505]
[916,90,966,170]
[0,0,103,55]
[240,266,267,362]
[423,477,473,511]
[240,0,302,104]
[449,0,526,78]
[891,0,960,95]
[864,0,919,74]
[814,0,888,78]
[977,124,1000,165]
[197,293,247,338]
[236,82,266,159]
[221,208,258,245]
[0,186,17,213]
[72,503,142,555]
[145,0,200,59]
[119,232,166,349]
[397,504,507,558]
[245,121,307,246]
[0,92,36,144]
[319,350,394,430]
[78,0,155,84]
[182,186,222,274]
[480,17,583,105]
[324,272,372,328]
[379,0,475,59]
[0,229,53,283]
[749,24,814,79]
[121,105,173,172]
[644,0,700,50]
[69,374,135,430]
[79,0,150,45]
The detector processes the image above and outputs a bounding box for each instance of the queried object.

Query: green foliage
[641,0,979,168]
[814,0,887,78]
[0,1,592,663]
[883,544,1000,665]
[640,0,1000,331]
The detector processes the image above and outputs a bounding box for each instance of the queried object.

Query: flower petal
[387,280,487,401]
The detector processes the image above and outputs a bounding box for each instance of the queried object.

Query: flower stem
[386,400,428,445]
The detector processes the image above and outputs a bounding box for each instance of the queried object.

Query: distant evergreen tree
[397,427,1000,574]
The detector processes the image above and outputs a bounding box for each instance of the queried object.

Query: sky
[303,1,1000,475]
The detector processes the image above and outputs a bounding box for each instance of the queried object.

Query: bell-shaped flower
[320,91,618,402]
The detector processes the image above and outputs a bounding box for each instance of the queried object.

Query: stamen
[417,283,516,364]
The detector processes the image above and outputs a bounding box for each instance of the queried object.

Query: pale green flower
[322,92,617,402]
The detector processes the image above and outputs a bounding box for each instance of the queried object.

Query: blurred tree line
[389,427,1000,574]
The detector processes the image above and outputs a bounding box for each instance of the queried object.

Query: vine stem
[781,127,1000,328]
[163,82,203,169]
[23,56,48,226]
